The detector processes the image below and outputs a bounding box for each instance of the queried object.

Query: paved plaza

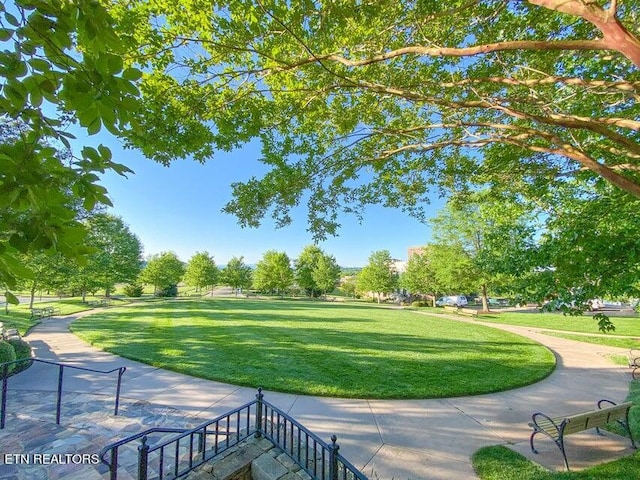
[0,310,636,479]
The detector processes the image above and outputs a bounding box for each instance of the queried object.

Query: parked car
[435,295,468,307]
[488,298,510,307]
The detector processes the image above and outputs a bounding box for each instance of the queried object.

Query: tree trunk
[29,283,36,309]
[82,290,86,303]
[481,283,489,312]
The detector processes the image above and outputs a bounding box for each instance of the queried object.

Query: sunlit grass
[71,297,555,398]
[537,331,640,350]
[475,312,640,336]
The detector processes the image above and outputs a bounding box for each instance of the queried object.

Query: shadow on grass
[71,298,556,399]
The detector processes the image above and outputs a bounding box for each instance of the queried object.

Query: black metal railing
[100,399,258,480]
[100,388,368,480]
[257,390,368,480]
[0,358,126,429]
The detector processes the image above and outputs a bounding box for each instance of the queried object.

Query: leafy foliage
[295,245,341,296]
[357,250,398,303]
[221,256,253,294]
[183,251,219,292]
[155,283,178,297]
[294,245,325,296]
[0,340,16,375]
[6,337,32,374]
[0,1,143,297]
[400,250,441,305]
[122,283,144,297]
[76,213,143,297]
[253,250,293,295]
[105,1,640,240]
[431,193,537,309]
[139,251,185,294]
[311,253,341,295]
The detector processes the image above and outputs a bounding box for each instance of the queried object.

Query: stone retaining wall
[185,436,313,480]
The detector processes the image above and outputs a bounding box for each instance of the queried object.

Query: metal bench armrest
[530,412,561,434]
[597,399,617,409]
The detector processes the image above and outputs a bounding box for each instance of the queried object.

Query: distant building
[392,259,407,274]
[407,246,426,258]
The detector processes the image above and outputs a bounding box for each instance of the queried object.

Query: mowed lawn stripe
[71,298,555,398]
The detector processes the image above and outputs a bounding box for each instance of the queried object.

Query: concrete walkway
[1,310,637,480]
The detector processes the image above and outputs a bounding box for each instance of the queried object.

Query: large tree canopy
[106,0,639,238]
[0,1,142,298]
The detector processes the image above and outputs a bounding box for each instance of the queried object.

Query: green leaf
[81,146,101,162]
[4,12,20,27]
[0,28,12,41]
[122,68,142,81]
[4,291,19,305]
[30,87,42,107]
[87,117,102,135]
[28,58,50,72]
[97,144,112,161]
[107,54,123,75]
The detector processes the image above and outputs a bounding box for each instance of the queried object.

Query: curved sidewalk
[4,311,636,480]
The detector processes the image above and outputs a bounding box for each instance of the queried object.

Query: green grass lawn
[475,312,640,336]
[472,381,640,480]
[538,331,640,350]
[71,297,555,398]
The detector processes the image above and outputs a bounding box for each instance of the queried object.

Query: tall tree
[19,252,71,308]
[105,1,640,241]
[532,182,640,309]
[431,194,536,311]
[294,245,325,296]
[82,214,143,297]
[183,251,219,293]
[253,250,293,296]
[357,250,398,303]
[400,249,442,307]
[139,252,185,295]
[221,256,253,296]
[427,243,478,301]
[311,253,341,296]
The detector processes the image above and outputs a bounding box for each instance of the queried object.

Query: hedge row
[0,338,33,377]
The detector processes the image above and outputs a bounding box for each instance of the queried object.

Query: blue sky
[88,131,445,267]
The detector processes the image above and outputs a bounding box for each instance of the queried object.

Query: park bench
[529,399,636,470]
[30,306,60,319]
[443,305,478,317]
[0,322,20,340]
[86,299,110,308]
[30,307,51,320]
[629,349,640,380]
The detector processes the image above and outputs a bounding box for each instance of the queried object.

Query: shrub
[7,338,32,374]
[411,301,429,308]
[156,284,178,297]
[123,283,144,297]
[0,341,16,376]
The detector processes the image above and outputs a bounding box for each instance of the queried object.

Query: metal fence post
[109,446,119,480]
[255,387,263,438]
[138,435,149,480]
[1,363,8,429]
[56,364,64,425]
[114,367,126,416]
[328,435,339,480]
